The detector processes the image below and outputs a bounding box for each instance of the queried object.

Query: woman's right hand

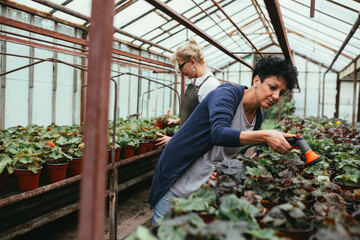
[155,133,172,148]
[167,118,180,127]
[263,130,294,154]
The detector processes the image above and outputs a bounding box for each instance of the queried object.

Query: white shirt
[192,72,220,102]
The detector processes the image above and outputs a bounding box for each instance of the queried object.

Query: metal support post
[78,0,114,239]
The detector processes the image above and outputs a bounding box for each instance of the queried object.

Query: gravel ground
[15,179,153,240]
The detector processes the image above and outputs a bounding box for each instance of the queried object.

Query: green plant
[171,187,217,215]
[0,153,13,174]
[262,201,310,230]
[13,148,43,173]
[217,194,259,229]
[333,167,360,186]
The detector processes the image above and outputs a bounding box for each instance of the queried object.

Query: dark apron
[179,76,211,127]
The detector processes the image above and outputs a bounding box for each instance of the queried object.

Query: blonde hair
[171,38,206,69]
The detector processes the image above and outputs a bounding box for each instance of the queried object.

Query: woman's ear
[253,75,260,87]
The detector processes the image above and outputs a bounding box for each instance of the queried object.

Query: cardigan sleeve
[207,84,244,147]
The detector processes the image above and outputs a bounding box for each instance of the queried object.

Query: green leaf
[0,153,12,174]
[278,203,293,212]
[27,163,40,174]
[289,208,305,218]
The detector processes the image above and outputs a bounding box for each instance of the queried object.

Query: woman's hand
[155,133,172,148]
[263,130,294,154]
[167,118,180,127]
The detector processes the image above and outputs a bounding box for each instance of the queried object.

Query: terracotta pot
[46,162,68,183]
[155,118,167,129]
[68,157,82,176]
[136,142,148,155]
[14,165,42,191]
[107,148,121,163]
[0,171,7,190]
[115,148,121,162]
[198,213,216,224]
[123,145,135,159]
[147,139,155,152]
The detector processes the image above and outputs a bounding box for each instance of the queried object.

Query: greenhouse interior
[0,0,359,239]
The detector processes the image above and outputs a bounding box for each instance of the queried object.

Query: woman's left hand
[154,133,172,148]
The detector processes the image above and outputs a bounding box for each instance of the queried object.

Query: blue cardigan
[148,83,264,209]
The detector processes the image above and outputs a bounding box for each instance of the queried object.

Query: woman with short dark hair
[150,56,298,224]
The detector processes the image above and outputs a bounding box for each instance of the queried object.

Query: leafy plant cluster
[0,116,178,174]
[128,116,360,239]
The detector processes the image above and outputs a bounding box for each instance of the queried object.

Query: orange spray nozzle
[304,150,322,167]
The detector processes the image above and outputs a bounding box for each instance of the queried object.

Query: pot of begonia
[262,201,314,240]
[171,187,217,224]
[117,131,139,159]
[41,141,72,183]
[13,148,43,191]
[67,143,83,176]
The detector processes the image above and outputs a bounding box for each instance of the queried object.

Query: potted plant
[117,130,139,159]
[171,187,217,223]
[154,111,170,129]
[332,166,360,190]
[312,192,347,217]
[262,201,313,240]
[67,142,84,176]
[241,190,267,227]
[13,148,43,191]
[217,194,260,229]
[40,141,72,183]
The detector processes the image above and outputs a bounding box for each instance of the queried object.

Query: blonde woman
[155,38,220,148]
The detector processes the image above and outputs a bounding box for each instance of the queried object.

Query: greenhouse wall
[0,5,177,129]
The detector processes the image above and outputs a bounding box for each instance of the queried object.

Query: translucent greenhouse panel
[122,12,167,38]
[55,53,75,126]
[323,72,338,119]
[118,65,131,119]
[129,66,139,117]
[32,49,53,126]
[4,43,29,128]
[53,0,91,25]
[74,56,82,124]
[168,0,196,15]
[339,82,359,123]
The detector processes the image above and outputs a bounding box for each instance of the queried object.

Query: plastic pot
[46,162,68,183]
[14,165,42,191]
[147,139,155,152]
[107,148,121,163]
[123,145,135,159]
[198,213,216,224]
[136,142,148,155]
[68,157,82,176]
[155,118,167,129]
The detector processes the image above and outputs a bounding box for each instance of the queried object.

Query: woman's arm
[239,130,294,154]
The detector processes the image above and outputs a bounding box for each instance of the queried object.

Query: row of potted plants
[127,116,359,240]
[0,116,178,192]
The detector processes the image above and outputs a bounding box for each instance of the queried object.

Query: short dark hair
[252,56,298,90]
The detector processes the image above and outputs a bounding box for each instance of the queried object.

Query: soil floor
[13,179,153,240]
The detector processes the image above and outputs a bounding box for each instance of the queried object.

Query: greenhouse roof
[7,0,360,73]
